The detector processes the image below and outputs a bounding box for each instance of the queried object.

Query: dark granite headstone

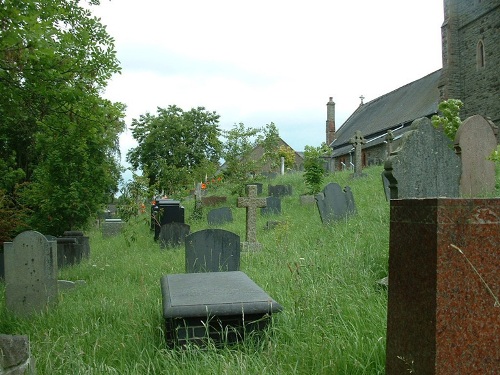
[207,207,233,225]
[152,200,185,241]
[383,117,461,199]
[63,231,90,259]
[315,182,356,223]
[160,271,283,347]
[246,183,263,195]
[159,222,190,249]
[386,198,500,375]
[260,196,281,215]
[185,229,240,273]
[268,184,292,197]
[56,237,80,269]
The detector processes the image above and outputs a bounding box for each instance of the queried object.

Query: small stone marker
[4,230,58,316]
[261,196,281,215]
[160,271,283,347]
[185,229,240,273]
[384,117,461,199]
[349,130,367,177]
[102,218,124,237]
[159,222,190,249]
[386,198,500,375]
[454,114,497,197]
[237,185,267,251]
[315,183,356,223]
[268,184,292,197]
[207,207,233,225]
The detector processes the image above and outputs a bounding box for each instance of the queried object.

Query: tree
[303,143,329,194]
[0,0,125,235]
[126,105,222,195]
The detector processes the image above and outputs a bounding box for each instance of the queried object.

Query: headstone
[151,200,185,241]
[207,207,233,225]
[299,195,316,205]
[386,198,500,375]
[381,171,391,201]
[454,114,497,197]
[315,182,357,223]
[185,229,240,273]
[260,196,281,215]
[245,183,263,195]
[268,184,292,197]
[56,237,80,269]
[63,231,90,259]
[237,185,267,251]
[200,196,227,207]
[159,222,190,249]
[383,117,461,199]
[349,130,367,177]
[385,129,394,158]
[4,231,58,316]
[0,334,36,375]
[160,271,283,347]
[102,218,124,237]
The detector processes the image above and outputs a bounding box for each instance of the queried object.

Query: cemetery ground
[1,166,498,374]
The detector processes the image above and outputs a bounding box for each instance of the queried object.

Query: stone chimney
[326,97,336,146]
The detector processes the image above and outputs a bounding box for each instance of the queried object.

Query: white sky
[90,0,444,174]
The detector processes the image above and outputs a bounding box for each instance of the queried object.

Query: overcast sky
[90,0,444,174]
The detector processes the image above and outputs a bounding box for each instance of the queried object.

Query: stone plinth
[161,271,282,347]
[386,198,499,375]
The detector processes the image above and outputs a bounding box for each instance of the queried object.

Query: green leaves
[431,99,463,140]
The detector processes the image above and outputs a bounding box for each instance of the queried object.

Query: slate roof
[331,69,442,157]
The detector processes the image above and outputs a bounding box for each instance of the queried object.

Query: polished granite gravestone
[161,271,283,347]
[386,198,500,375]
[152,200,185,241]
[260,196,281,215]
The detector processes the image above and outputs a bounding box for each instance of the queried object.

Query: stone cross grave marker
[383,117,461,199]
[454,114,497,197]
[349,130,366,177]
[4,230,58,316]
[385,129,394,157]
[237,185,267,251]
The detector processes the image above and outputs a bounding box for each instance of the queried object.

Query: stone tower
[326,97,336,146]
[438,0,500,124]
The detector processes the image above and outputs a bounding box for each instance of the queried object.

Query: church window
[476,40,485,69]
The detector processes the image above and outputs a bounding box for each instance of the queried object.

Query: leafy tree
[0,0,125,235]
[258,122,282,171]
[127,105,222,195]
[278,145,296,170]
[431,99,463,140]
[303,143,329,194]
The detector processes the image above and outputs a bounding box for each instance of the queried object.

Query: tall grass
[1,166,390,374]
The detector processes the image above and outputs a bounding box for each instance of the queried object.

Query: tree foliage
[126,105,222,195]
[0,0,125,236]
[431,99,463,140]
[303,143,329,194]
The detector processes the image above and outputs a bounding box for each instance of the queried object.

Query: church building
[327,0,499,171]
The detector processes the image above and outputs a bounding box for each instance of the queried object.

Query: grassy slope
[1,166,390,374]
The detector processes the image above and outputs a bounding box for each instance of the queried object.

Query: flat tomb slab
[161,271,283,347]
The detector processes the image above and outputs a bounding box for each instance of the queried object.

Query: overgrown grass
[1,166,390,374]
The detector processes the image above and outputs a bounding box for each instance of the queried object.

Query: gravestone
[63,231,90,259]
[454,114,497,197]
[383,117,461,199]
[386,198,500,375]
[237,185,267,251]
[102,218,124,237]
[260,196,281,215]
[185,229,240,273]
[381,171,391,201]
[299,195,316,205]
[159,222,190,249]
[201,196,227,207]
[349,130,367,177]
[315,183,357,223]
[152,200,185,241]
[4,231,58,316]
[56,237,80,269]
[0,334,36,375]
[207,207,233,225]
[268,184,292,197]
[385,129,394,158]
[245,183,263,195]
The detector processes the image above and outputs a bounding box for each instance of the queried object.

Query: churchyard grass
[1,166,391,374]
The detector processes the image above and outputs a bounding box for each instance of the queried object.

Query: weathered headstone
[299,195,316,205]
[159,222,190,249]
[383,117,461,199]
[207,207,233,225]
[63,231,90,259]
[245,183,263,196]
[237,185,267,251]
[185,229,240,273]
[386,198,500,375]
[4,231,58,316]
[201,196,227,207]
[268,184,292,197]
[315,182,357,223]
[0,334,36,375]
[260,196,281,215]
[102,218,124,237]
[454,114,497,197]
[56,237,79,269]
[349,130,366,177]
